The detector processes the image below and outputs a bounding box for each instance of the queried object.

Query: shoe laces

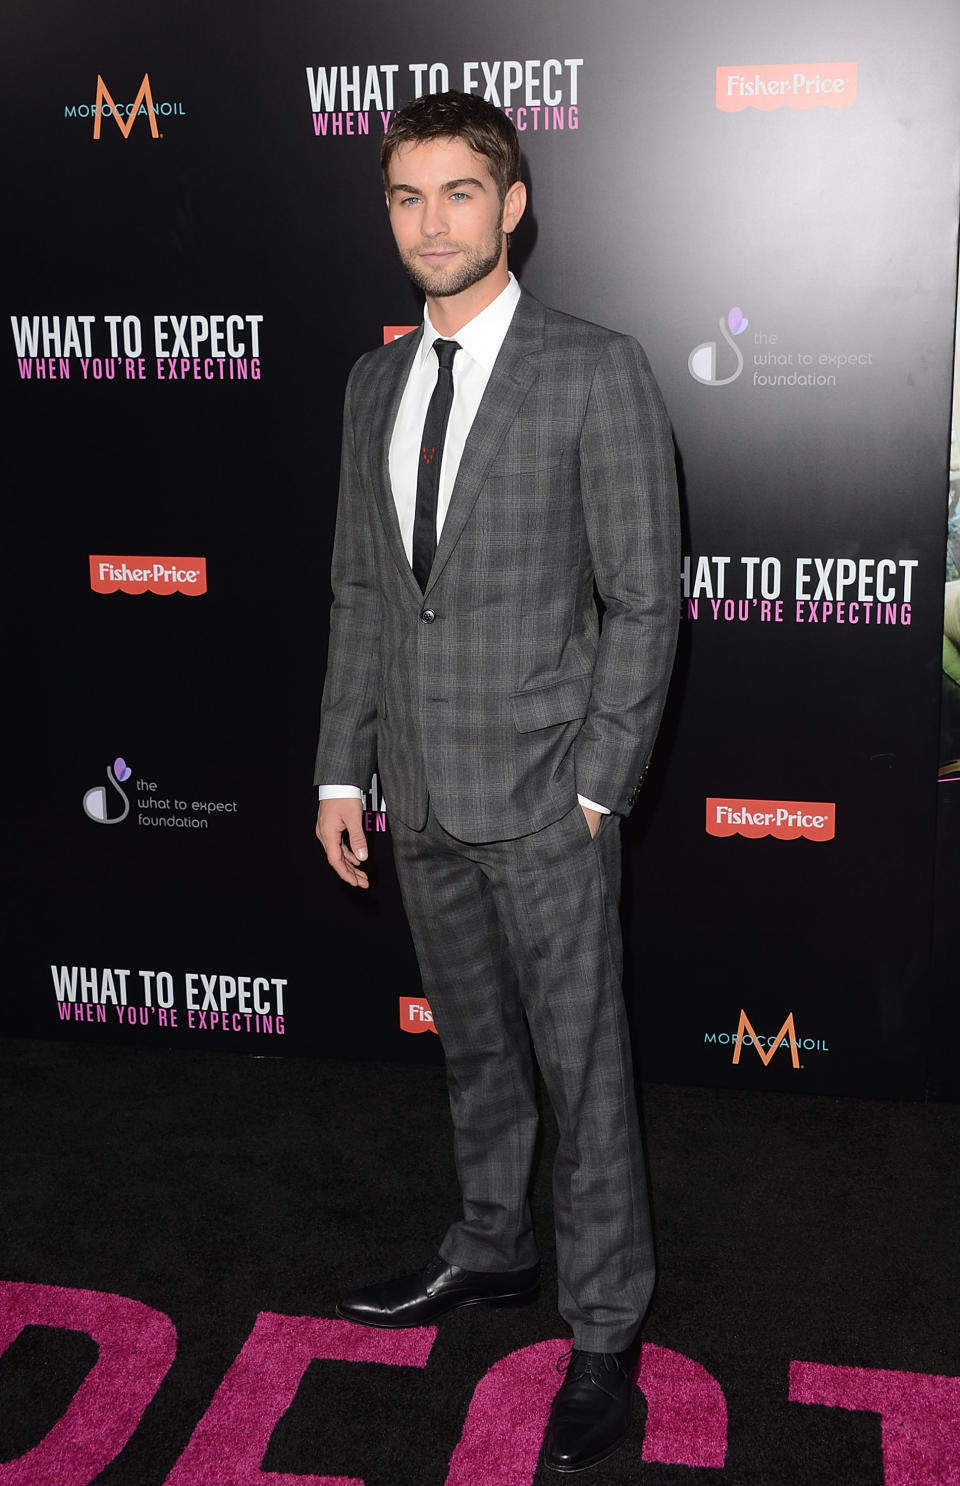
[556,1348,624,1380]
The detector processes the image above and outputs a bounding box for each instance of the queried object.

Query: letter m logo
[93,74,159,139]
[732,1009,800,1068]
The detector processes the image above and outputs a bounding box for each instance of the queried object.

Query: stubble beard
[400,222,504,298]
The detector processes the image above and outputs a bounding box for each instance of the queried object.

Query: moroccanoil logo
[716,62,857,112]
[63,74,185,137]
[706,798,835,842]
[733,1010,800,1068]
[705,1010,830,1067]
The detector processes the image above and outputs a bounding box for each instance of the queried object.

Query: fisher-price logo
[716,62,857,112]
[399,997,438,1034]
[707,798,835,843]
[90,556,207,596]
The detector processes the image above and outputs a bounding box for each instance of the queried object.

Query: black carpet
[1,1035,957,1484]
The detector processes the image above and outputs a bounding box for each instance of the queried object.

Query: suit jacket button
[420,608,437,623]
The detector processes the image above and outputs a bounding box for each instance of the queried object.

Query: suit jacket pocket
[511,672,592,733]
[487,453,570,480]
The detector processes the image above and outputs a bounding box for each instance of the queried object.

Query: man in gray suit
[315,91,679,1473]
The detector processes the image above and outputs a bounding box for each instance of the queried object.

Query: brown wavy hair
[381,91,522,203]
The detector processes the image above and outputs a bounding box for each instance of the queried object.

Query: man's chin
[406,265,468,297]
[402,244,502,300]
[420,277,469,298]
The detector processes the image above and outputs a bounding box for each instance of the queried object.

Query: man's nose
[420,199,449,237]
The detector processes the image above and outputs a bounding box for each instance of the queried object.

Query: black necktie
[412,338,460,592]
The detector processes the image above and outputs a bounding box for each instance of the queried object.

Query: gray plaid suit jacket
[315,290,680,842]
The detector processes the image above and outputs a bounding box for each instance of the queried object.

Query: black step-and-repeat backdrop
[7,0,960,1097]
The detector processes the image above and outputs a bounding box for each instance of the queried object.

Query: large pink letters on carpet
[443,1339,727,1484]
[0,1280,177,1486]
[12,1283,954,1485]
[164,1312,436,1486]
[638,1343,728,1467]
[790,1360,960,1486]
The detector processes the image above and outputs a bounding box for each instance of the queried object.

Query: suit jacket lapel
[364,327,424,594]
[426,292,545,592]
[358,294,545,596]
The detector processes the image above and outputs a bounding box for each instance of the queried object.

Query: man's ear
[502,180,527,235]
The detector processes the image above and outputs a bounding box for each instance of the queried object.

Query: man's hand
[581,805,602,839]
[316,797,369,888]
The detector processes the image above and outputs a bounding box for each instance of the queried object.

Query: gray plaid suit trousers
[390,801,655,1352]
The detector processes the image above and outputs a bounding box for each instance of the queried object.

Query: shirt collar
[419,272,521,372]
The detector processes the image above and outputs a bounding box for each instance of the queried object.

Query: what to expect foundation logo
[83,757,132,825]
[81,756,239,833]
[688,306,748,386]
[687,302,876,397]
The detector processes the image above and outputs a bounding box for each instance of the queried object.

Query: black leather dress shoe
[335,1254,539,1328]
[542,1345,639,1473]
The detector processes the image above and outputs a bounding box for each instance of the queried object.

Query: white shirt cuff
[319,786,608,813]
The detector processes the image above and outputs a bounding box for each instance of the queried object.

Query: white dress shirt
[388,273,521,564]
[320,272,607,815]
